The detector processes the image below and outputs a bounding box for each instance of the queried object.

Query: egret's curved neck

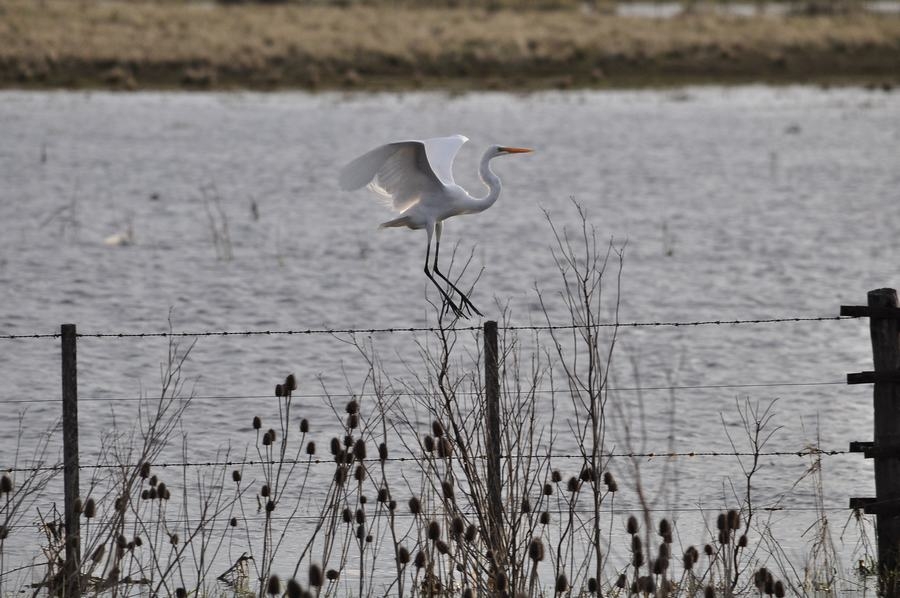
[474,150,502,210]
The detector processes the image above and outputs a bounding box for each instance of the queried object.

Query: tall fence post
[483,321,505,578]
[845,289,900,596]
[61,324,80,597]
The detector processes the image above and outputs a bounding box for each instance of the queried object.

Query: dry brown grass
[1,0,899,89]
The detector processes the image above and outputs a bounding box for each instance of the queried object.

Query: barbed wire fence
[0,305,893,593]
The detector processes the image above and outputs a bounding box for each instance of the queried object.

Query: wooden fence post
[483,321,505,577]
[845,289,900,596]
[61,324,80,597]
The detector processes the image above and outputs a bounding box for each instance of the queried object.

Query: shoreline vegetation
[1,1,899,91]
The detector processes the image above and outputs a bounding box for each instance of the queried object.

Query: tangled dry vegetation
[0,206,873,596]
[1,0,898,89]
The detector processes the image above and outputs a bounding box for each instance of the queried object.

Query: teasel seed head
[267,575,280,596]
[252,416,261,430]
[170,532,179,545]
[774,581,785,597]
[388,499,397,511]
[342,507,352,524]
[659,518,671,537]
[148,487,157,500]
[555,573,568,593]
[607,478,618,492]
[704,543,714,556]
[496,572,508,591]
[427,520,441,541]
[627,515,639,535]
[377,487,389,503]
[175,588,186,598]
[346,399,359,415]
[567,476,580,493]
[334,465,346,485]
[423,435,435,453]
[267,428,276,443]
[528,537,545,562]
[717,512,727,531]
[353,439,366,460]
[356,523,365,540]
[326,569,339,581]
[543,483,553,496]
[261,484,270,497]
[431,421,444,438]
[409,496,422,515]
[139,461,151,479]
[378,442,388,461]
[149,475,158,487]
[683,549,695,570]
[300,419,309,434]
[451,516,464,538]
[0,475,12,495]
[157,482,168,499]
[738,534,748,548]
[266,500,275,513]
[230,517,237,527]
[414,550,426,569]
[754,568,769,590]
[615,574,627,589]
[354,465,365,482]
[437,437,452,458]
[285,374,297,392]
[232,470,241,483]
[306,441,315,455]
[355,508,365,524]
[705,585,716,598]
[134,536,142,547]
[275,384,283,398]
[141,490,149,500]
[330,437,341,455]
[85,497,97,518]
[286,579,302,598]
[398,546,410,564]
[728,509,741,530]
[442,479,454,500]
[262,432,272,446]
[633,550,644,568]
[540,511,550,525]
[718,529,730,545]
[638,575,656,594]
[462,589,474,598]
[465,524,477,543]
[551,470,562,483]
[436,540,449,554]
[348,413,359,429]
[632,535,642,553]
[309,563,323,588]
[521,497,531,513]
[765,578,775,595]
[580,466,595,482]
[588,577,598,594]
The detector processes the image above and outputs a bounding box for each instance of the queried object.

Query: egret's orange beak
[501,146,533,154]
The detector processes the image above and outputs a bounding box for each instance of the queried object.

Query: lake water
[1,86,898,594]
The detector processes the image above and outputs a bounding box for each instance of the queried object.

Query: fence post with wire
[845,288,900,597]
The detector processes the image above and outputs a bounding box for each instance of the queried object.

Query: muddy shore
[2,1,899,90]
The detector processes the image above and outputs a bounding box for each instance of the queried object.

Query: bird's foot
[457,293,483,318]
[440,296,468,320]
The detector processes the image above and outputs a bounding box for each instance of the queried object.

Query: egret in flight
[338,135,533,318]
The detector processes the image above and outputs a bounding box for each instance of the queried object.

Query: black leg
[433,240,483,317]
[425,236,465,319]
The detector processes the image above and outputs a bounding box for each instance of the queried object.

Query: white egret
[339,135,533,318]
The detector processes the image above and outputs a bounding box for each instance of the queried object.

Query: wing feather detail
[338,136,468,213]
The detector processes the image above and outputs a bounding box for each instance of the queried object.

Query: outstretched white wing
[338,135,468,213]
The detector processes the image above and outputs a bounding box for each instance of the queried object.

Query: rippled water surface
[1,87,898,590]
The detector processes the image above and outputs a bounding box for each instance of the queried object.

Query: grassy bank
[2,0,899,90]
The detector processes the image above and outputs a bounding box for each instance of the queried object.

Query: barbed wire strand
[0,315,856,341]
[3,448,849,474]
[3,504,859,531]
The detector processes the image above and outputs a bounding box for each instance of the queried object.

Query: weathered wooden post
[483,321,505,578]
[61,324,80,597]
[845,289,900,596]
